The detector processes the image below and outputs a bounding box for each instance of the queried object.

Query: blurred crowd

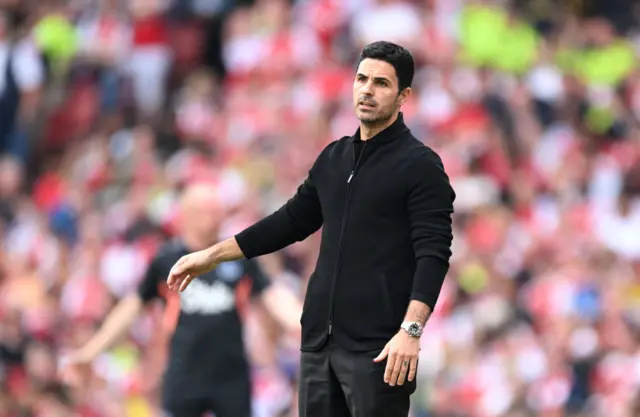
[0,0,639,416]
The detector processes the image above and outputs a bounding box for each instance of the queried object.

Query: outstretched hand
[59,350,94,387]
[167,248,218,292]
[373,330,420,386]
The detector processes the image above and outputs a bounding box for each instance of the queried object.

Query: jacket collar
[352,112,410,144]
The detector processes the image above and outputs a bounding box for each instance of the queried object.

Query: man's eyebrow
[356,73,391,83]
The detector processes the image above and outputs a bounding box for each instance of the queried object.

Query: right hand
[167,248,218,292]
[58,350,94,387]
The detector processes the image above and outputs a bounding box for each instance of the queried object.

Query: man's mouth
[359,101,376,109]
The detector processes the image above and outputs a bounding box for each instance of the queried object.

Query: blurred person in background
[0,6,44,162]
[0,154,23,225]
[74,0,130,115]
[60,182,303,417]
[128,0,172,121]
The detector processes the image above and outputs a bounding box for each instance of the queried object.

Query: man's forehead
[356,59,397,82]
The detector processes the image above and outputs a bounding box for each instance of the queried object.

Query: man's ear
[398,87,412,106]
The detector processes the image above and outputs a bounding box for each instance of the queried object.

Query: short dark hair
[356,41,415,93]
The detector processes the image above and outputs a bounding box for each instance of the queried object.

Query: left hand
[167,248,219,292]
[373,330,420,386]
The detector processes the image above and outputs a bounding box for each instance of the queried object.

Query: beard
[355,100,398,126]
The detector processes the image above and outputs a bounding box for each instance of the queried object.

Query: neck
[181,233,216,251]
[360,112,399,141]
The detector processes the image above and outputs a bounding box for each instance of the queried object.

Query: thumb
[373,344,390,362]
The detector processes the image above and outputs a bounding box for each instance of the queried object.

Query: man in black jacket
[167,41,455,417]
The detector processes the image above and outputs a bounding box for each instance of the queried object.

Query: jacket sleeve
[406,150,455,311]
[234,150,325,259]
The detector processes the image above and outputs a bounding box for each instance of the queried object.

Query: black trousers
[161,374,251,417]
[299,340,417,417]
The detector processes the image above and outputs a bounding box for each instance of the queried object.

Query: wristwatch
[400,321,423,338]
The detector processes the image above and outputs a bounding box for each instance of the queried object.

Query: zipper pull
[347,171,354,183]
[328,321,333,334]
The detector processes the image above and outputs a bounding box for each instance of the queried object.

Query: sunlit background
[0,0,639,416]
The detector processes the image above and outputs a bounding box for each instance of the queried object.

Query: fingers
[384,351,419,386]
[167,257,188,288]
[388,352,404,386]
[396,357,410,386]
[178,274,194,293]
[407,356,418,382]
[373,344,389,362]
[383,351,395,384]
[168,257,196,292]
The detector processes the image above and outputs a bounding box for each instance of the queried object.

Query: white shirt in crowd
[0,38,44,96]
[594,198,640,261]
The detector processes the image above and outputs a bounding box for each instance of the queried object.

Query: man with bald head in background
[60,182,302,417]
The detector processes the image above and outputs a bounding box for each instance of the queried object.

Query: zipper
[327,140,368,335]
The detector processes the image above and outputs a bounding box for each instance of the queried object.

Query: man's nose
[361,80,374,95]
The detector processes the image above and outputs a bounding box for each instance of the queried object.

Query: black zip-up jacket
[235,113,455,352]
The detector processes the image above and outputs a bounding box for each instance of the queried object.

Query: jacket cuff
[234,228,257,260]
[410,257,449,311]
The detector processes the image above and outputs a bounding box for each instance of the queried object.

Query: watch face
[409,323,420,336]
